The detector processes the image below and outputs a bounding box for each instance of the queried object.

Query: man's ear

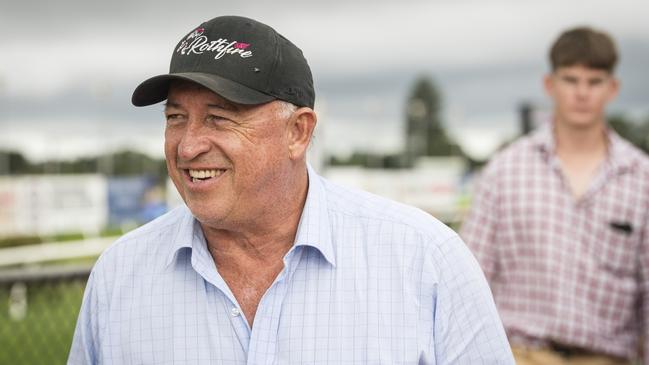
[543,73,554,97]
[287,107,317,160]
[606,77,620,102]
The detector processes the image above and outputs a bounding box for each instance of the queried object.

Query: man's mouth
[187,169,226,183]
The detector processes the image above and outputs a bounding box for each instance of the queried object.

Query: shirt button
[230,307,241,317]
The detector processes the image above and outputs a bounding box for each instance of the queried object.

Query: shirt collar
[164,164,336,268]
[530,121,555,157]
[531,119,636,174]
[606,129,637,174]
[164,205,200,268]
[293,164,336,267]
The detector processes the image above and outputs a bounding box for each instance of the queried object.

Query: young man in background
[461,26,649,365]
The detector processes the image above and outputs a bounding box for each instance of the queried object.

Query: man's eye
[207,115,228,123]
[165,114,186,125]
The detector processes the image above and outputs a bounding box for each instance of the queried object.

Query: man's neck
[554,118,608,157]
[202,166,309,260]
[200,166,310,327]
[553,118,608,199]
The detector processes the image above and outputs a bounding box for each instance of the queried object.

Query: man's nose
[575,81,590,99]
[178,119,210,161]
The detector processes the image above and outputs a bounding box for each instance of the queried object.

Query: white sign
[0,175,108,237]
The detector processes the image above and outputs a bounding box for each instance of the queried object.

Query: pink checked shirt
[460,121,649,362]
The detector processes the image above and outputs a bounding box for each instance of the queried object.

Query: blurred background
[1,0,648,363]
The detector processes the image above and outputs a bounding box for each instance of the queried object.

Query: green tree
[609,114,649,154]
[0,150,33,174]
[0,149,167,181]
[404,76,462,163]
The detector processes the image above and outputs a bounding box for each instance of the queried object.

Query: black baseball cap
[132,16,315,108]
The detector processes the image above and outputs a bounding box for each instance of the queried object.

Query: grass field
[0,278,86,364]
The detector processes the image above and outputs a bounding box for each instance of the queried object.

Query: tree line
[0,150,167,180]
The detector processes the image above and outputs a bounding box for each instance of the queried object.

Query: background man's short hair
[549,26,618,72]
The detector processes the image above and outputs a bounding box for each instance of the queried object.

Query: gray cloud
[1,0,648,161]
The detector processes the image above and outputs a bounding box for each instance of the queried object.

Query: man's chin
[184,199,228,222]
[562,114,602,129]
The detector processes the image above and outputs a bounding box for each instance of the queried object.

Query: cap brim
[131,72,276,107]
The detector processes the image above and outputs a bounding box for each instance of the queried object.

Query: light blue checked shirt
[69,166,513,364]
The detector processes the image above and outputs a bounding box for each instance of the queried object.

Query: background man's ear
[543,73,554,97]
[606,77,620,102]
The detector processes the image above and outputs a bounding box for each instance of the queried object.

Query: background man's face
[163,82,294,230]
[545,64,619,129]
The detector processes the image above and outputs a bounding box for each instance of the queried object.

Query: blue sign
[107,176,167,227]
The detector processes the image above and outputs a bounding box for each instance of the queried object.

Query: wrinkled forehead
[165,80,288,122]
[166,79,241,110]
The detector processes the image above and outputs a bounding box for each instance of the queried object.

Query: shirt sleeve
[459,164,501,283]
[431,235,514,365]
[640,211,649,365]
[68,269,102,365]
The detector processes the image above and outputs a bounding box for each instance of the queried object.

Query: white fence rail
[0,237,114,268]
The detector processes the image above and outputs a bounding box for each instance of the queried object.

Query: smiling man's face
[164,81,294,230]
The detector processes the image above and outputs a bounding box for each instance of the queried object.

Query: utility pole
[519,102,534,136]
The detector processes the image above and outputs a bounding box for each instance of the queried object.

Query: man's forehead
[166,80,240,110]
[555,64,611,78]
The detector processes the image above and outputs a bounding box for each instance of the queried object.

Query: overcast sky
[1,0,648,161]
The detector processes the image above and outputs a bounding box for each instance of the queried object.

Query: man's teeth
[188,169,225,181]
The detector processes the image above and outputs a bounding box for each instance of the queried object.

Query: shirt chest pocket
[591,219,640,277]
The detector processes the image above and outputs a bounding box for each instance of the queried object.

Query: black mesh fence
[0,265,91,365]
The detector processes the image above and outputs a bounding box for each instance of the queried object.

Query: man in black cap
[68,16,514,364]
